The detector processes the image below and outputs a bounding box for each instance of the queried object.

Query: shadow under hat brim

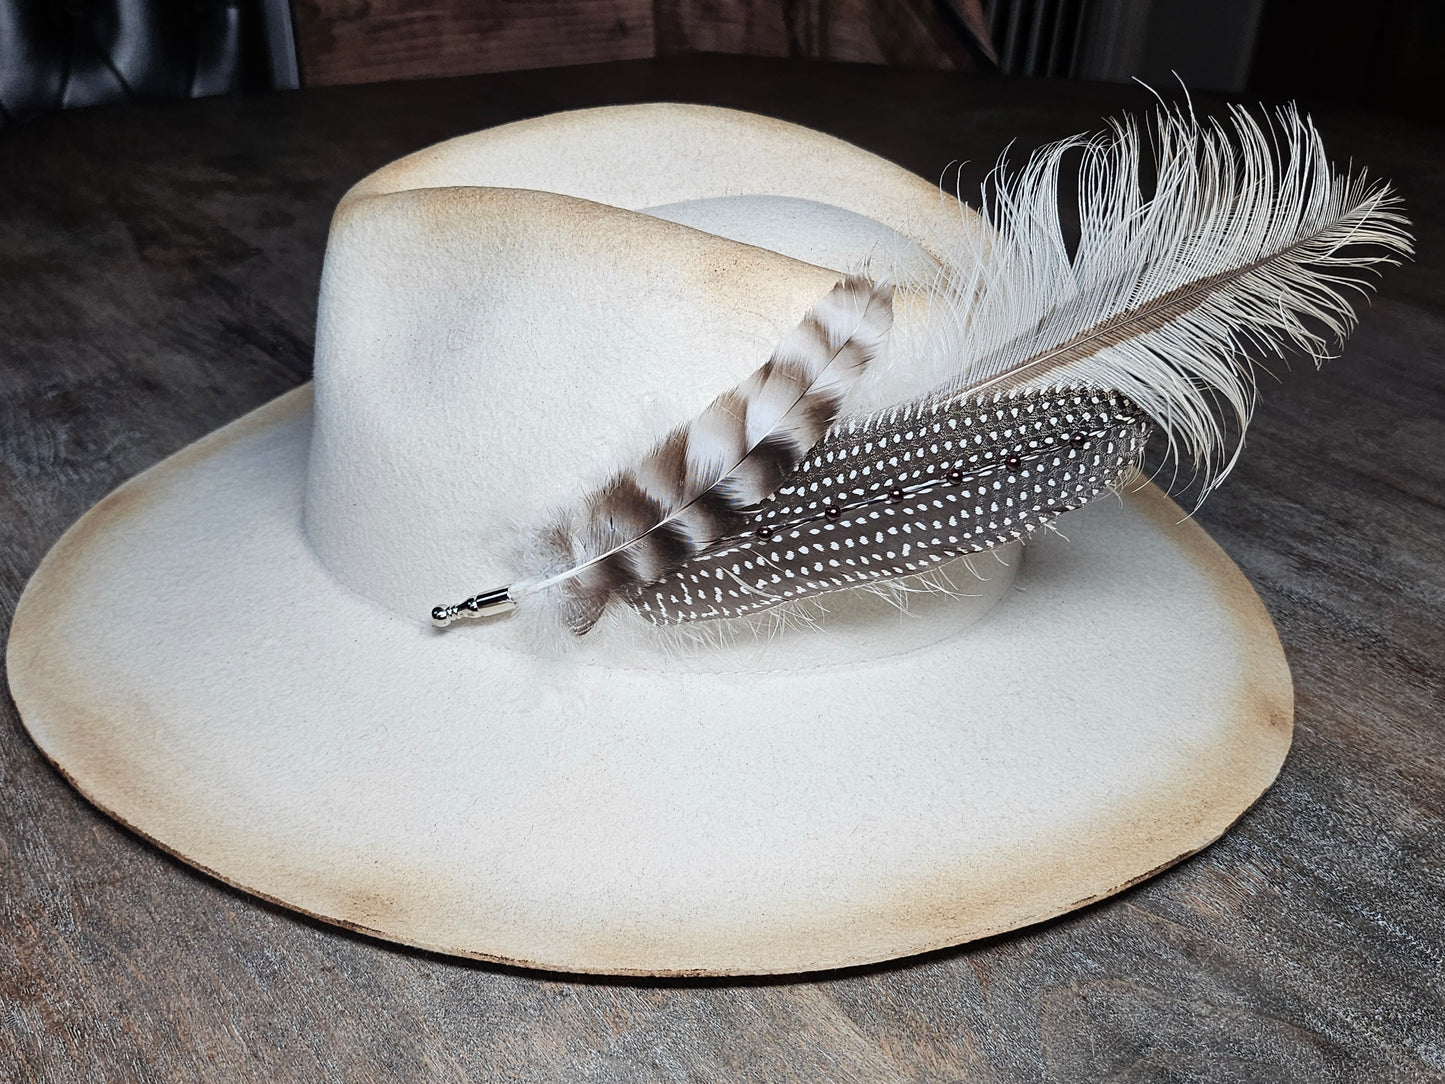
[6,386,1292,976]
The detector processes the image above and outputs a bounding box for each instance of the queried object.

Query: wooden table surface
[2,57,1442,1083]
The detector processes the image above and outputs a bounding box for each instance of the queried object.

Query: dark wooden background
[287,0,994,86]
[2,57,1443,1082]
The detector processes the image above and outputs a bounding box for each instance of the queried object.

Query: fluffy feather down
[905,102,1412,490]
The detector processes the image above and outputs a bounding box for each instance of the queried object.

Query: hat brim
[6,386,1292,976]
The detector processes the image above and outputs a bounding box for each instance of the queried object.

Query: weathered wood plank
[290,0,986,87]
[1,57,1441,1083]
[291,0,657,86]
[653,0,790,57]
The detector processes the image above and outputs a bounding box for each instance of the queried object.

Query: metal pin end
[431,586,517,628]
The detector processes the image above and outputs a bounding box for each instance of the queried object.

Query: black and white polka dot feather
[630,387,1150,624]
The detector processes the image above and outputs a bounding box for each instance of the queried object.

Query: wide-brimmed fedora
[6,104,1295,976]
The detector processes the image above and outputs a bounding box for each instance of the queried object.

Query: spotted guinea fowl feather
[511,275,894,634]
[631,387,1149,624]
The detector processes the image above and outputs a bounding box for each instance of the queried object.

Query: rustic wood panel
[777,0,960,67]
[652,0,789,57]
[290,0,988,87]
[289,0,657,86]
[2,58,1442,1082]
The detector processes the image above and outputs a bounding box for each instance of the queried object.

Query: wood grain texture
[290,0,986,87]
[653,0,790,57]
[290,0,656,85]
[1,57,1442,1081]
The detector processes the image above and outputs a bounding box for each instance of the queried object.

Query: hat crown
[301,105,1015,663]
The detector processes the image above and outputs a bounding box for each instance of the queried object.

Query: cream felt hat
[6,104,1292,976]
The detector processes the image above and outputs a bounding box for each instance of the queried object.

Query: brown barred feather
[531,275,895,634]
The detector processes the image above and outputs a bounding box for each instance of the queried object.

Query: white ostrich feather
[900,101,1412,491]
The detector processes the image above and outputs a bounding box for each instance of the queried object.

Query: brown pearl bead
[824,505,841,521]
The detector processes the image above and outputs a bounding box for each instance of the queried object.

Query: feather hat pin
[433,103,1412,638]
